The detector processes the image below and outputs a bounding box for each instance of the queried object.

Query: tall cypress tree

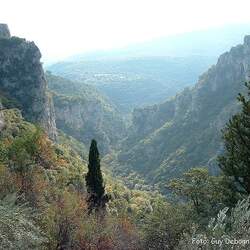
[85,139,107,210]
[218,82,250,194]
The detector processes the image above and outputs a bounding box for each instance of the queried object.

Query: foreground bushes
[1,112,250,249]
[0,194,46,250]
[177,197,250,250]
[0,126,144,249]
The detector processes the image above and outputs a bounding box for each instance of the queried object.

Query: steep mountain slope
[48,56,214,112]
[46,73,126,153]
[112,36,250,188]
[0,24,57,139]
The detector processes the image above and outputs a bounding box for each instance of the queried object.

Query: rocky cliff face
[54,95,124,153]
[47,73,126,153]
[0,24,57,139]
[114,35,250,187]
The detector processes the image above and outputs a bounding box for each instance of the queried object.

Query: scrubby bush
[0,194,47,250]
[177,197,250,250]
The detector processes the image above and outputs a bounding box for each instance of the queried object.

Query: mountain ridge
[47,24,250,112]
[46,73,126,153]
[110,35,250,189]
[47,56,215,112]
[0,25,57,140]
[65,23,250,61]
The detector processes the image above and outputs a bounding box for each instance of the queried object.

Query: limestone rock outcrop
[0,24,57,139]
[47,73,126,153]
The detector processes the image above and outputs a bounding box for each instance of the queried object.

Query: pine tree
[218,82,250,194]
[85,139,107,211]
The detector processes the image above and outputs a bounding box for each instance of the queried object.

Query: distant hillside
[47,56,215,112]
[46,73,126,153]
[47,24,250,112]
[109,36,250,189]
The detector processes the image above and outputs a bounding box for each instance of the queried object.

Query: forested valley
[1,22,250,250]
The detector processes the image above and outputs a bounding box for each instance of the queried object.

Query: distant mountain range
[66,23,250,61]
[47,56,215,112]
[110,35,250,190]
[47,24,250,112]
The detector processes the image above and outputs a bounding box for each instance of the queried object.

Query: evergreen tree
[85,139,107,211]
[218,82,250,194]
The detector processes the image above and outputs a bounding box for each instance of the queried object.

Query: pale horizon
[1,0,250,63]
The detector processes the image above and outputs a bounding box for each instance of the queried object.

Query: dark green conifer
[85,139,107,211]
[218,82,250,194]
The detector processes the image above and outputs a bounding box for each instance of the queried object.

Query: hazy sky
[1,0,250,62]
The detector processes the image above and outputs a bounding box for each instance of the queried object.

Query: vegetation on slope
[2,23,250,250]
[0,107,188,249]
[0,84,250,249]
[1,97,250,249]
[46,72,126,153]
[48,56,215,112]
[111,36,250,189]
